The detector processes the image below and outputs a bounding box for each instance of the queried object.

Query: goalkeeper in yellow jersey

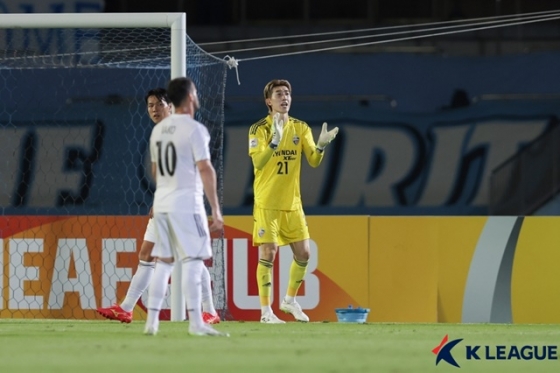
[248,79,339,323]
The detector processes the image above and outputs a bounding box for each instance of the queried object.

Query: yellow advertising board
[369,217,486,322]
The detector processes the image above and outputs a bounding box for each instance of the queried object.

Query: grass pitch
[1,320,559,373]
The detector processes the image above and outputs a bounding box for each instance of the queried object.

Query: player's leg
[173,213,228,336]
[286,239,310,303]
[254,207,285,323]
[97,219,157,323]
[119,240,155,311]
[258,242,285,323]
[279,208,310,322]
[279,239,310,322]
[144,258,173,335]
[144,213,174,335]
[201,265,221,324]
[183,258,216,335]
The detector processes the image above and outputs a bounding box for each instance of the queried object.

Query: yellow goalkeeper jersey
[248,115,324,211]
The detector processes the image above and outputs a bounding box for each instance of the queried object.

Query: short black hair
[167,77,195,107]
[144,88,169,105]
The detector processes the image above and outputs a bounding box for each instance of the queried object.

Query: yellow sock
[286,258,308,297]
[256,259,273,306]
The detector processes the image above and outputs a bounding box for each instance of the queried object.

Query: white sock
[146,261,173,314]
[146,309,160,331]
[261,305,273,315]
[183,259,204,329]
[201,265,217,315]
[121,260,155,312]
[284,295,295,304]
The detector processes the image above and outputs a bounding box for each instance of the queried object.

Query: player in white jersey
[144,77,228,337]
[96,88,220,325]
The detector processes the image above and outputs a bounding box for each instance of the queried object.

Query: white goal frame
[0,12,187,322]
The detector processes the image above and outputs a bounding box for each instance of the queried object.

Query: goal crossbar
[0,12,185,29]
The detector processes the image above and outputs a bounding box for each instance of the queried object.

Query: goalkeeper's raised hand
[271,113,284,147]
[317,122,339,150]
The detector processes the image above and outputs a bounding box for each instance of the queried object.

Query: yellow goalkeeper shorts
[252,206,309,246]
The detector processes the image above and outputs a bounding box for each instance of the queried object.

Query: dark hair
[144,88,169,105]
[167,77,195,107]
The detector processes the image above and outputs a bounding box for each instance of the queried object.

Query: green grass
[1,320,560,373]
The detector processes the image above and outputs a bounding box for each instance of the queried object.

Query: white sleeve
[191,123,211,162]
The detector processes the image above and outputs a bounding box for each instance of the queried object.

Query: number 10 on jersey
[156,141,177,176]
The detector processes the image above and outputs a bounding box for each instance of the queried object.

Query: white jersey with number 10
[149,113,211,214]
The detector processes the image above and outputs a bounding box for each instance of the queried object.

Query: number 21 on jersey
[276,161,288,174]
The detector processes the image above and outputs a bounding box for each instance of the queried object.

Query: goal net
[0,13,228,320]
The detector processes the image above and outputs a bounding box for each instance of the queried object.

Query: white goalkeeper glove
[270,113,284,147]
[317,122,339,150]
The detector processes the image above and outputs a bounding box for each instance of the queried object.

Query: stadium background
[2,0,560,322]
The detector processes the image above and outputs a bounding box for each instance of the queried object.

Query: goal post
[0,12,226,322]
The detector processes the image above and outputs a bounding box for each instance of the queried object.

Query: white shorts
[144,218,157,243]
[152,212,212,261]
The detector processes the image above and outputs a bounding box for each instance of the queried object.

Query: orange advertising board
[0,216,144,319]
[0,216,370,322]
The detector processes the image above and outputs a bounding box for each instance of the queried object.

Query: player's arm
[193,125,223,232]
[197,159,223,231]
[302,123,324,168]
[249,114,284,170]
[250,138,275,170]
[151,162,157,181]
[149,131,158,181]
[148,130,158,219]
[198,159,218,211]
[150,162,157,218]
[303,122,339,167]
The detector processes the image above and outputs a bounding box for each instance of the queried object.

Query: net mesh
[0,26,228,319]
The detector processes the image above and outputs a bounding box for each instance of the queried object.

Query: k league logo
[433,335,463,367]
[432,335,559,368]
